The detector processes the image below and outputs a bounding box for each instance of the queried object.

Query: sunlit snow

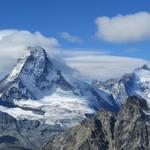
[1,91,95,127]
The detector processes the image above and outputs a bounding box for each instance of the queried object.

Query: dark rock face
[42,96,150,150]
[114,96,150,150]
[0,111,64,150]
[0,111,17,124]
[42,117,110,150]
[0,111,32,150]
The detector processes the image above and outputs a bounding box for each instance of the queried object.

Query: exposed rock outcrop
[42,96,150,150]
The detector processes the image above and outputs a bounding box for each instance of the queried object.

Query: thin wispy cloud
[60,32,82,43]
[95,11,150,43]
[64,51,149,80]
[60,48,110,57]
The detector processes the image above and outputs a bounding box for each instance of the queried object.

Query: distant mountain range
[92,64,150,105]
[0,46,149,150]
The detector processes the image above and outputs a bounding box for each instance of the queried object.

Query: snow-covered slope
[0,46,119,126]
[94,65,150,105]
[129,65,150,101]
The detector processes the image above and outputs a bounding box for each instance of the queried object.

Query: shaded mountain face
[93,65,150,105]
[0,46,118,109]
[0,110,64,150]
[0,46,73,101]
[42,96,150,150]
[0,111,31,150]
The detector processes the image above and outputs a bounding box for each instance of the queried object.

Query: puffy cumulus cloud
[60,32,82,43]
[95,12,150,43]
[64,51,149,80]
[0,29,59,79]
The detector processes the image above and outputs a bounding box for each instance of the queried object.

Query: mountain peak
[7,46,51,82]
[0,46,53,100]
[140,64,150,71]
[27,46,47,57]
[134,64,150,72]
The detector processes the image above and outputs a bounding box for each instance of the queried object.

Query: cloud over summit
[0,29,148,81]
[65,51,148,80]
[0,29,59,79]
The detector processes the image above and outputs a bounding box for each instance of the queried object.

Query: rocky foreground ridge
[42,96,150,150]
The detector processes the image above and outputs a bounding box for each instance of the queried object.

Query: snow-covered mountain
[0,46,150,150]
[0,46,119,127]
[93,64,150,105]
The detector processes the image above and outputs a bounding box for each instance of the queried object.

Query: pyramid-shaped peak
[5,46,51,83]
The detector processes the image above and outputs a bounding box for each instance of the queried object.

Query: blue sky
[0,0,150,60]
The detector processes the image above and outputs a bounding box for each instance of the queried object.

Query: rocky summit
[42,96,150,150]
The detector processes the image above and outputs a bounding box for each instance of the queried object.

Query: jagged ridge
[93,64,150,105]
[42,96,150,150]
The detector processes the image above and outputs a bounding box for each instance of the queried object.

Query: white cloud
[0,29,59,79]
[61,48,110,57]
[0,29,148,82]
[64,51,149,80]
[95,12,150,42]
[60,32,82,43]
